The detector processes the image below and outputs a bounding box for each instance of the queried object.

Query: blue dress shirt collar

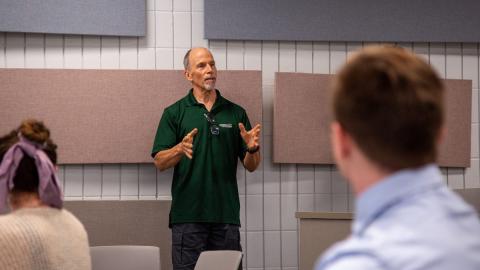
[354,164,444,235]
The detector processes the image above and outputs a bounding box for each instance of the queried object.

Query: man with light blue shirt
[315,45,480,270]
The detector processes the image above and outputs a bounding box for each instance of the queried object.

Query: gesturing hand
[180,128,198,159]
[239,123,261,150]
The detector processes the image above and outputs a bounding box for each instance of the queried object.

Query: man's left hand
[239,123,261,150]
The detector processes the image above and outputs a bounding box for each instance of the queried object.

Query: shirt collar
[354,164,444,234]
[185,89,227,111]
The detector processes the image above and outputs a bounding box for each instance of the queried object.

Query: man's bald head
[183,47,213,71]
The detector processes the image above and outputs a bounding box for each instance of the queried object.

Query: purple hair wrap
[0,136,63,212]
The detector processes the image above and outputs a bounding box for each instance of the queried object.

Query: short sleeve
[151,109,178,157]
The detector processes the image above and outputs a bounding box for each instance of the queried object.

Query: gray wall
[205,0,480,42]
[0,0,145,36]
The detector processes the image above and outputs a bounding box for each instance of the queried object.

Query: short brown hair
[333,45,444,170]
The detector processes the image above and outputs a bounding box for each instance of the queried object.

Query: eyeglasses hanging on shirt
[204,113,220,135]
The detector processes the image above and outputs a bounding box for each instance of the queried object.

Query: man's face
[185,48,217,91]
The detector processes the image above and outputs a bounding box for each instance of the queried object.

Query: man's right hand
[179,128,198,159]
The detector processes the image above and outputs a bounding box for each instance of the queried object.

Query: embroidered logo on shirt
[219,123,233,128]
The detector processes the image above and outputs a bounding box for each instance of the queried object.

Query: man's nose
[206,64,214,73]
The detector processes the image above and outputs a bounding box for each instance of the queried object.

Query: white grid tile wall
[1,0,479,269]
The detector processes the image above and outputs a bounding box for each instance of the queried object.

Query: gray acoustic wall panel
[205,0,480,43]
[0,0,145,36]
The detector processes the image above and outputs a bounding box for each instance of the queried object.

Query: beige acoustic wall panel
[437,79,472,167]
[273,72,471,167]
[0,69,262,164]
[273,73,335,164]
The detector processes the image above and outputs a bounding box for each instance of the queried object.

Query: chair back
[194,250,242,270]
[90,245,160,270]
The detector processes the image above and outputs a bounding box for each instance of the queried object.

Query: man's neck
[347,155,391,196]
[351,169,388,195]
[193,87,216,111]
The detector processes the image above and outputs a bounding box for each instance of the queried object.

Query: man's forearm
[243,151,260,172]
[154,144,183,171]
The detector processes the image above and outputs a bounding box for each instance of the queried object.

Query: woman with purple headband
[0,119,91,270]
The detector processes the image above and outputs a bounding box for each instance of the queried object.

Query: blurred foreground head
[332,45,444,171]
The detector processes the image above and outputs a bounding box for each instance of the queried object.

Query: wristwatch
[247,145,260,154]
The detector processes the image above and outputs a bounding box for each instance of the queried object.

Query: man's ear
[331,121,351,161]
[184,69,192,82]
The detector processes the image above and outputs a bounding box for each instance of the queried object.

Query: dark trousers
[171,223,242,270]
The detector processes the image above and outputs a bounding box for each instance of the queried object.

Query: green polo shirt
[151,89,251,226]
